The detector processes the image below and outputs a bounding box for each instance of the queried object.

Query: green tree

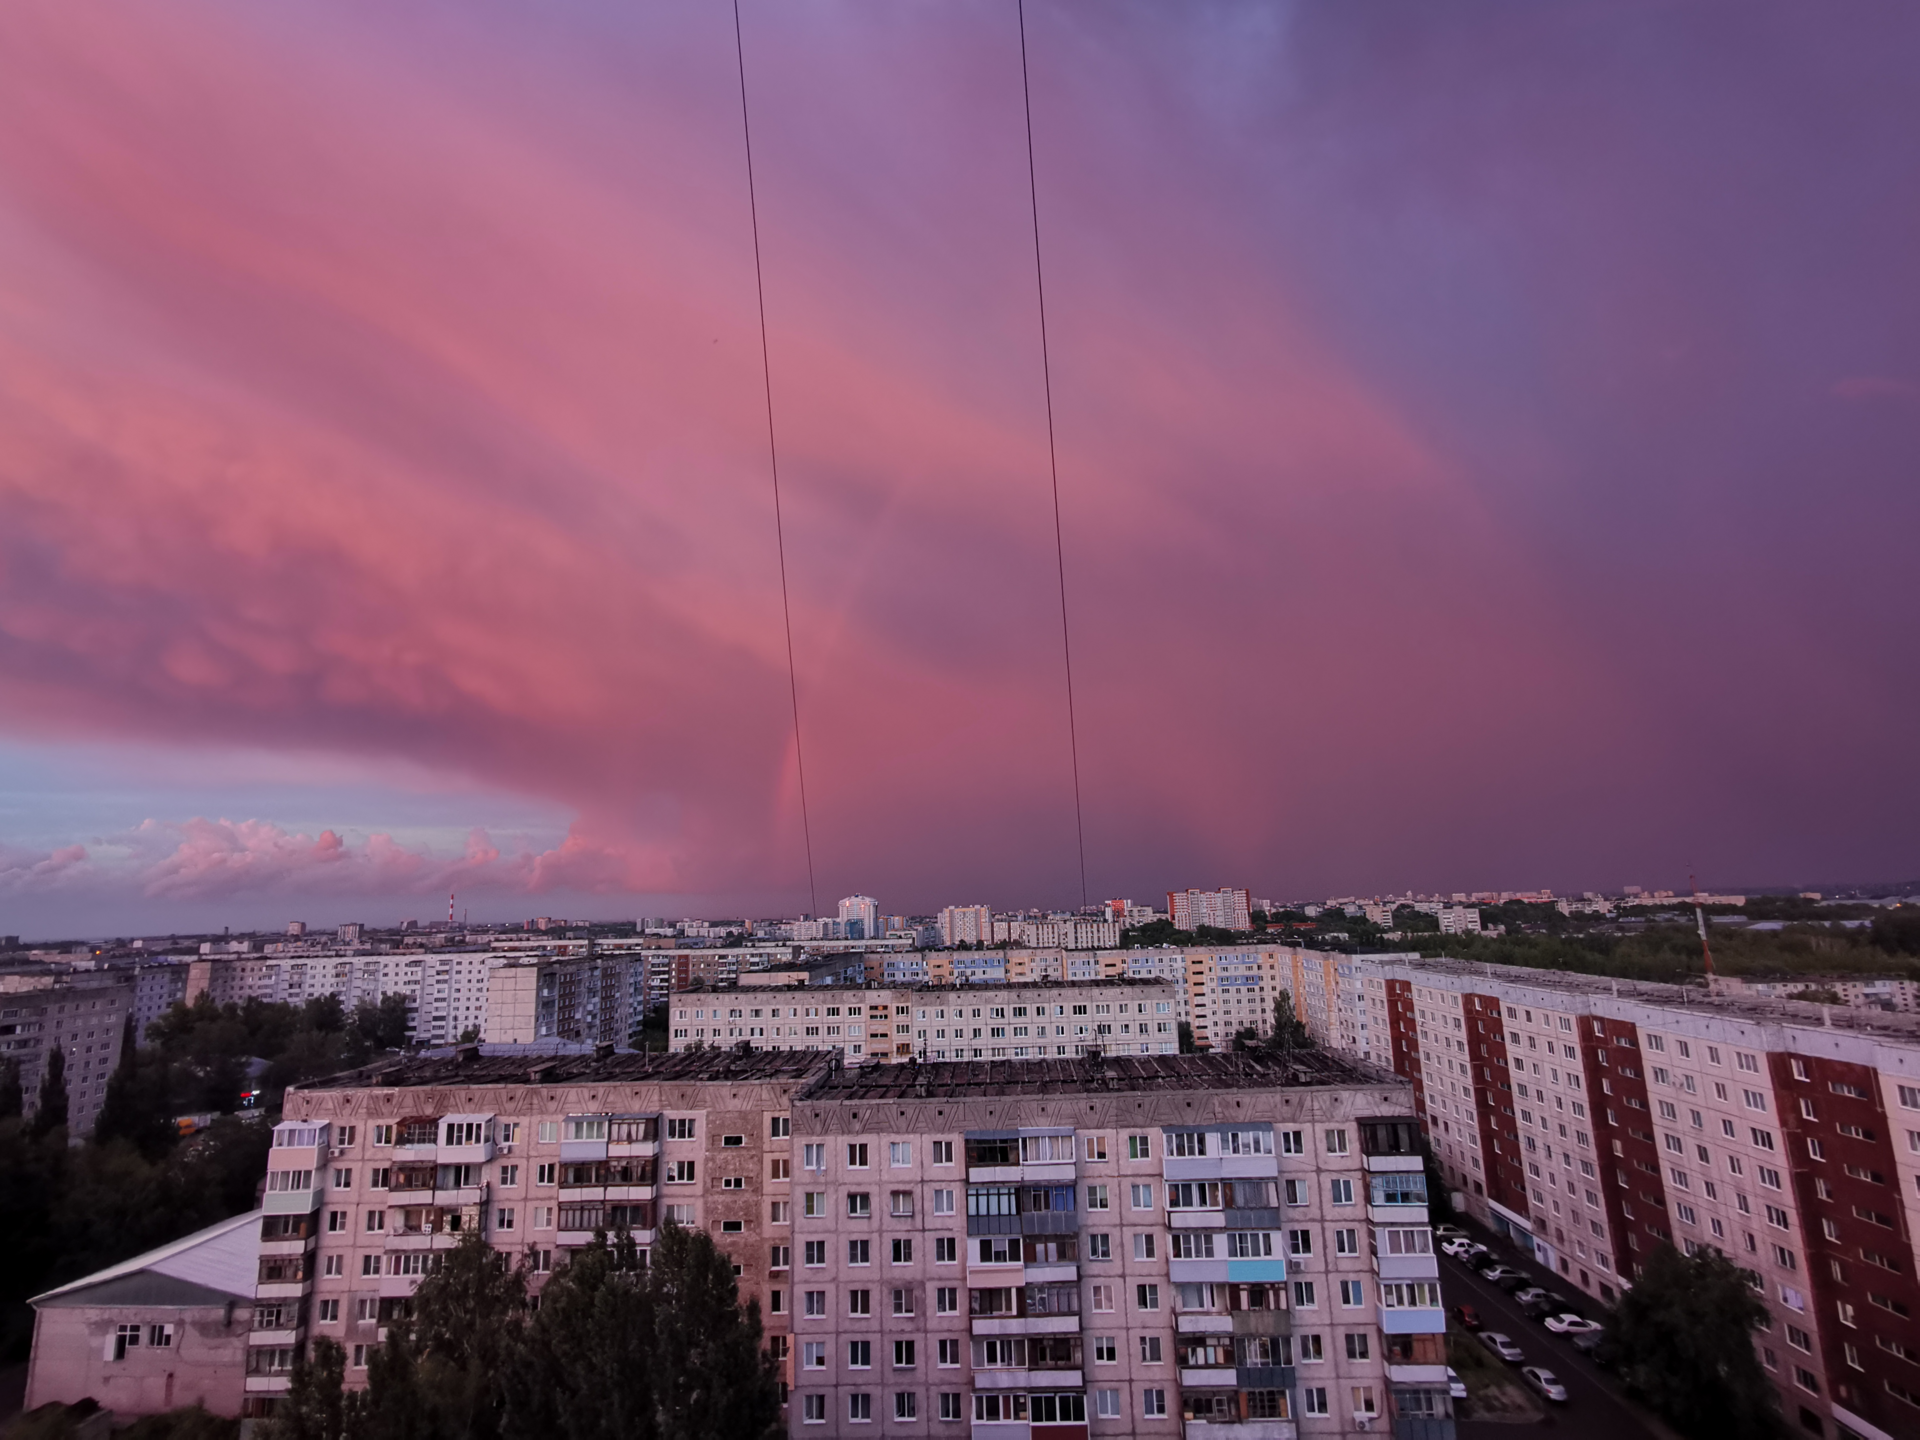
[30,1049,68,1139]
[381,1230,528,1440]
[95,1018,177,1158]
[265,1337,347,1440]
[1176,1022,1196,1054]
[504,1232,653,1440]
[353,994,413,1052]
[1606,1243,1786,1439]
[645,1224,781,1440]
[0,1058,21,1118]
[1266,992,1313,1052]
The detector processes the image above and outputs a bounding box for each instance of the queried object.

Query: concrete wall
[26,1302,247,1418]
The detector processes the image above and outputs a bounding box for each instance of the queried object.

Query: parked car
[1571,1329,1607,1357]
[1478,1264,1527,1288]
[1520,1292,1568,1316]
[1454,1303,1483,1331]
[1447,1367,1467,1400]
[1522,1366,1569,1402]
[1545,1314,1604,1335]
[1513,1287,1550,1308]
[1480,1331,1525,1363]
[1441,1238,1480,1258]
[1434,1224,1468,1242]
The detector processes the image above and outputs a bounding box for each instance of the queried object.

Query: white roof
[32,1209,261,1304]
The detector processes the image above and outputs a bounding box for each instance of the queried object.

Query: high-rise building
[839,896,881,942]
[1168,890,1252,934]
[244,1047,1447,1437]
[939,906,995,948]
[1297,953,1920,1440]
[0,973,133,1138]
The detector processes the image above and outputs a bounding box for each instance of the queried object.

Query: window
[665,1118,696,1140]
[847,1143,870,1168]
[1340,1280,1365,1307]
[316,1300,338,1324]
[1130,1184,1155,1210]
[849,1393,872,1422]
[1096,1390,1120,1418]
[1324,1128,1350,1155]
[1285,1179,1309,1206]
[849,1239,871,1266]
[1139,1335,1163,1362]
[1128,1134,1151,1160]
[890,1141,912,1167]
[1335,1227,1359,1256]
[802,1342,826,1369]
[892,1238,913,1264]
[931,1140,954,1165]
[932,1187,955,1215]
[1293,1281,1317,1308]
[1280,1129,1305,1154]
[934,1236,956,1263]
[847,1193,872,1218]
[935,1287,958,1314]
[1345,1332,1370,1360]
[1329,1178,1355,1205]
[939,1393,963,1422]
[1086,1183,1109,1211]
[1142,1389,1167,1418]
[938,1338,960,1367]
[801,1394,826,1424]
[894,1393,917,1421]
[1091,1284,1115,1312]
[1094,1336,1117,1363]
[666,1160,696,1184]
[891,1191,915,1218]
[1303,1388,1329,1417]
[1136,1284,1160,1311]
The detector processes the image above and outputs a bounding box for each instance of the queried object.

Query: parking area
[1436,1217,1679,1440]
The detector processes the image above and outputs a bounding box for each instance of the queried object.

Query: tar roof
[299,1045,834,1092]
[801,1049,1398,1101]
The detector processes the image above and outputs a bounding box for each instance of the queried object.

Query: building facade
[0,973,132,1138]
[669,981,1183,1065]
[1299,954,1920,1440]
[258,1048,1446,1439]
[1169,892,1253,935]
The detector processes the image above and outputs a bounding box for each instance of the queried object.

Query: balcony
[1379,1307,1446,1335]
[1023,1263,1078,1285]
[1183,1424,1294,1440]
[972,1369,1084,1390]
[1386,1364,1450,1385]
[1180,1367,1238,1387]
[1175,1312,1234,1335]
[1366,1154,1422,1174]
[1373,1253,1439,1282]
[970,1315,1081,1337]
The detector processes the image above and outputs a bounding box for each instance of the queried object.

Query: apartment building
[1169,890,1253,935]
[668,980,1183,1065]
[791,1052,1444,1439]
[0,973,132,1137]
[247,1048,822,1420]
[1298,954,1920,1440]
[257,1046,1446,1439]
[940,907,996,948]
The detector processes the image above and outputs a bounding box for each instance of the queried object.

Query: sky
[1,1,1917,938]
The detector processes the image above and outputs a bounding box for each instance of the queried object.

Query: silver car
[1522,1366,1569,1402]
[1481,1331,1524,1362]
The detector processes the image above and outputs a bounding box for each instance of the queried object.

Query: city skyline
[1,4,1917,936]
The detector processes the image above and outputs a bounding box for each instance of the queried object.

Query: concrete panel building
[251,1044,1446,1438]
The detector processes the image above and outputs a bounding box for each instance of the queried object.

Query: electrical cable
[1016,0,1090,909]
[732,0,819,916]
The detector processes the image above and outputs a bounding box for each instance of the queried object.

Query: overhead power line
[732,0,819,916]
[1016,0,1090,908]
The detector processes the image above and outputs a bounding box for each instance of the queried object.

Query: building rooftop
[800,1049,1401,1101]
[298,1045,835,1092]
[671,975,1178,996]
[1361,953,1920,1042]
[31,1209,262,1307]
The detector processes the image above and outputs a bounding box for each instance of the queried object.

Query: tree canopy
[271,1227,782,1440]
[1604,1243,1786,1439]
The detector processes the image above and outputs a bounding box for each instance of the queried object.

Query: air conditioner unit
[1288,1258,1306,1274]
[498,1143,515,1155]
[1354,1416,1373,1431]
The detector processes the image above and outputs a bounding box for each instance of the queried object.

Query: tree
[1605,1243,1786,1439]
[1266,992,1313,1052]
[645,1224,782,1440]
[268,1336,347,1440]
[1176,1022,1196,1054]
[353,994,413,1052]
[377,1230,527,1440]
[0,1058,21,1118]
[95,1018,177,1158]
[504,1232,652,1440]
[30,1049,68,1139]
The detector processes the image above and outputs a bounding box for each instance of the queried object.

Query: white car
[1544,1313,1603,1335]
[1434,1225,1468,1242]
[1440,1238,1478,1258]
[1481,1331,1524,1363]
[1447,1367,1467,1400]
[1522,1366,1569,1402]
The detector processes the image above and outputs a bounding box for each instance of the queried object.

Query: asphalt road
[1444,1251,1661,1440]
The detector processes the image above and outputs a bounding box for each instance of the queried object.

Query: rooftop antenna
[1691,872,1717,995]
[449,890,455,928]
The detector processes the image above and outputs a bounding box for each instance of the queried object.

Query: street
[1442,1247,1665,1440]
